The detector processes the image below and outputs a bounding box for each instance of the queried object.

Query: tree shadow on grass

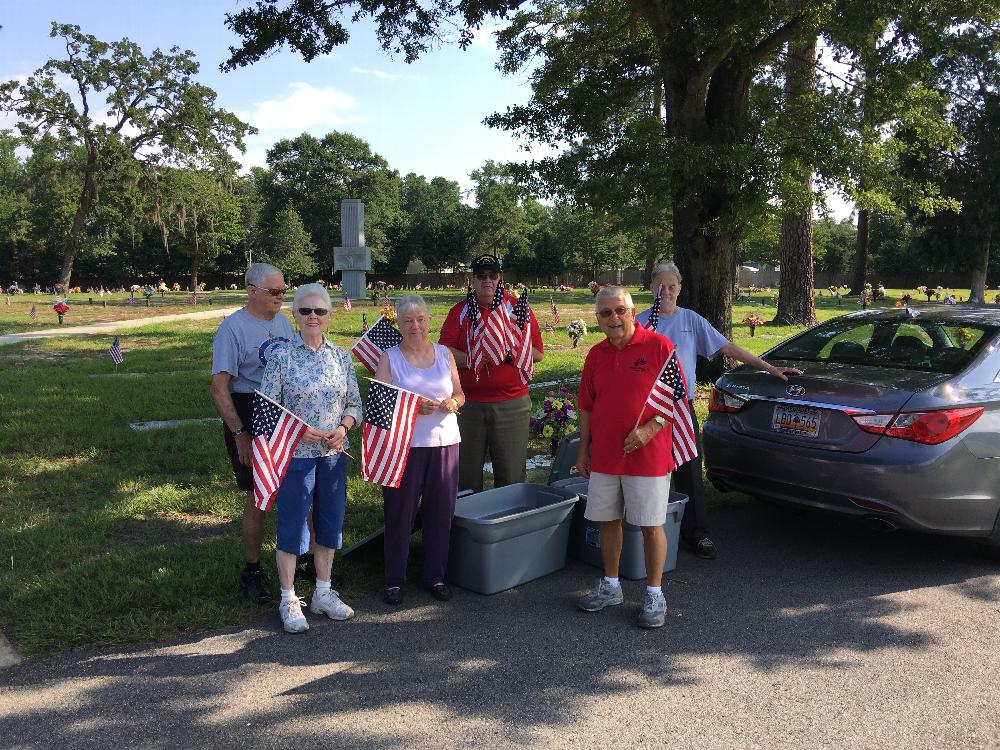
[1,502,996,748]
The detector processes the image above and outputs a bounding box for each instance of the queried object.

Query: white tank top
[387,344,461,447]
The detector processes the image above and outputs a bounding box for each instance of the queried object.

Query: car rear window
[767,316,997,373]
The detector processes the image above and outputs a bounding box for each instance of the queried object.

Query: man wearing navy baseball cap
[439,254,544,491]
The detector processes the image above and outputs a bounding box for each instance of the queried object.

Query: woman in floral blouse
[260,283,363,633]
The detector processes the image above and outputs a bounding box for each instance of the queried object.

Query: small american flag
[512,289,533,384]
[351,315,402,373]
[343,295,352,311]
[29,305,37,321]
[642,350,697,468]
[464,286,484,377]
[361,380,421,488]
[188,292,197,305]
[361,313,369,332]
[550,296,560,324]
[252,392,309,511]
[645,284,663,330]
[108,336,124,365]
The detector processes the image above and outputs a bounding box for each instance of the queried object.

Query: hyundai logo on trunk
[786,384,805,396]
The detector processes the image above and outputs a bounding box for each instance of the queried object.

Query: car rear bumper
[703,416,1000,537]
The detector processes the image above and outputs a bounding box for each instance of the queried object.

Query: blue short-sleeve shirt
[634,307,729,394]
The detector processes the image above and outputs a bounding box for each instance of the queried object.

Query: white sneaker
[311,588,355,621]
[279,596,309,633]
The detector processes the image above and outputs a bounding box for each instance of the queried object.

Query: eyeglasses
[597,306,630,319]
[249,283,287,297]
[474,271,500,281]
[296,307,329,317]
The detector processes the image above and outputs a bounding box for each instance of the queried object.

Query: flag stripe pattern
[108,336,123,365]
[512,289,533,385]
[644,350,698,468]
[478,282,512,369]
[362,380,421,488]
[252,393,309,511]
[464,286,485,378]
[351,316,402,373]
[645,284,663,330]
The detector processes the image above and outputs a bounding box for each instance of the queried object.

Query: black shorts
[223,391,254,491]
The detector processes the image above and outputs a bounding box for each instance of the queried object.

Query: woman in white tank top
[372,295,465,605]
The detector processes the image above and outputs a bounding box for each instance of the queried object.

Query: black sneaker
[384,586,403,606]
[240,567,273,603]
[294,555,316,582]
[694,537,718,560]
[425,582,453,601]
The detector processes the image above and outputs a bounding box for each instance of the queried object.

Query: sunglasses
[249,283,287,297]
[597,306,630,319]
[474,271,500,281]
[296,307,330,317]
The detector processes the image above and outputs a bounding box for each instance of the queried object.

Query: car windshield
[767,315,998,374]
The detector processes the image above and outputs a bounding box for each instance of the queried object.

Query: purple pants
[381,443,460,588]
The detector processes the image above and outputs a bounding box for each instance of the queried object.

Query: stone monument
[333,199,372,299]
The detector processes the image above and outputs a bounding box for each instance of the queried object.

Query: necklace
[248,308,279,340]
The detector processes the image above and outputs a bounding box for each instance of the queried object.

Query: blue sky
[0,1,538,197]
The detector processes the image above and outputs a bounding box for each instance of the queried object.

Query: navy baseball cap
[470,254,502,273]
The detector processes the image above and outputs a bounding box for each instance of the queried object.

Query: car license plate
[771,404,822,437]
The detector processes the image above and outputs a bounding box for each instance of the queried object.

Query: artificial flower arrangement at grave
[743,312,764,336]
[530,386,579,454]
[566,319,588,347]
[53,296,69,324]
[379,300,397,324]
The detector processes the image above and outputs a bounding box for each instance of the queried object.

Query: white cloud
[248,82,359,131]
[469,23,510,52]
[350,66,421,82]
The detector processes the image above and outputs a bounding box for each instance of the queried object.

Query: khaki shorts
[584,472,671,527]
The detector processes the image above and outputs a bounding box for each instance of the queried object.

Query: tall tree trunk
[775,23,817,326]
[59,147,99,291]
[968,229,990,304]
[849,208,870,295]
[189,208,201,292]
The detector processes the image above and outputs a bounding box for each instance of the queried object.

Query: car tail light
[709,387,747,414]
[851,407,983,445]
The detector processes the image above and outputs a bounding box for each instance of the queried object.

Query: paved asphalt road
[1,503,997,749]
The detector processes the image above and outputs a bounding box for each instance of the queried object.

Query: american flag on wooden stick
[108,336,123,365]
[361,380,421,488]
[550,296,560,324]
[351,315,402,373]
[512,289,533,384]
[28,305,37,321]
[188,292,197,305]
[252,391,309,511]
[642,350,697,468]
[343,295,352,311]
[645,284,663,330]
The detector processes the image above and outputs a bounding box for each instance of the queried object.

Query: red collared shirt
[578,325,675,476]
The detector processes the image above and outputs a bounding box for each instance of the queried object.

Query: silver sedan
[703,306,1000,552]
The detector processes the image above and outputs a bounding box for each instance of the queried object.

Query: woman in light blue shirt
[636,263,800,560]
[260,283,362,633]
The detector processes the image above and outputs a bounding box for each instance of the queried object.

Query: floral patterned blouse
[260,336,363,459]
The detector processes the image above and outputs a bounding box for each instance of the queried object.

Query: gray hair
[245,263,283,288]
[396,294,429,319]
[651,262,682,286]
[594,286,634,312]
[292,282,332,310]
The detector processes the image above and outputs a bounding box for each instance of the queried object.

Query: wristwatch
[651,416,667,429]
[231,426,246,437]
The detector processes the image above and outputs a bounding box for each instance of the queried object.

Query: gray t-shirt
[634,306,728,392]
[211,308,296,393]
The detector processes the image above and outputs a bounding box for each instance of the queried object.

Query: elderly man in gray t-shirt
[211,263,296,603]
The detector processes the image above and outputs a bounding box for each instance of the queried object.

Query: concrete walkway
[0,307,242,346]
[1,504,996,749]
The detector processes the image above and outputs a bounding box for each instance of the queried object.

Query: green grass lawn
[0,286,972,657]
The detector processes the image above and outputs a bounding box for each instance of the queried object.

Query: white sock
[646,585,662,595]
[280,588,296,602]
[603,576,620,588]
[315,579,331,593]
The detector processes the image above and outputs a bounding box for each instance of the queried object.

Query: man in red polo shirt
[439,254,544,492]
[575,285,681,629]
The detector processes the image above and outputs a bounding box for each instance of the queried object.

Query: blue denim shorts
[275,454,347,555]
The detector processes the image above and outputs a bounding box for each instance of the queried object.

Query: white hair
[396,294,429,318]
[594,286,634,311]
[292,282,331,310]
[245,263,283,288]
[651,262,681,285]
